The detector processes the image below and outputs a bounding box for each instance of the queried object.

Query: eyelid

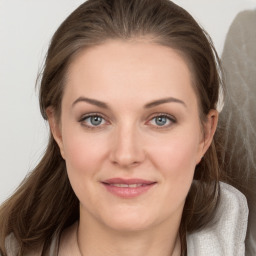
[79,112,106,122]
[146,112,177,128]
[78,112,110,129]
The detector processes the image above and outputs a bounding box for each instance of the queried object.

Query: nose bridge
[110,120,145,167]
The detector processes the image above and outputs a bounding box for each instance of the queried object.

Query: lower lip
[102,183,156,198]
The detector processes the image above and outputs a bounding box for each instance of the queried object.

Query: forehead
[64,40,197,109]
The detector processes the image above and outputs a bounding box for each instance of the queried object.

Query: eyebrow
[72,97,109,109]
[72,96,186,109]
[144,97,187,108]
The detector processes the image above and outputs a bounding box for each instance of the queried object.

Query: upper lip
[102,178,156,185]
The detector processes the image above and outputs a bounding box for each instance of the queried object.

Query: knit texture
[187,182,248,256]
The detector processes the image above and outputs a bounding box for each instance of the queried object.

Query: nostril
[111,160,140,168]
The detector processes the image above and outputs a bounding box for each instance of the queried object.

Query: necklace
[76,224,83,256]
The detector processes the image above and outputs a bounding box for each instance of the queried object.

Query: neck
[77,210,181,256]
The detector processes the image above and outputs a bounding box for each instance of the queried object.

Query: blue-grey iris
[90,116,102,126]
[155,116,167,126]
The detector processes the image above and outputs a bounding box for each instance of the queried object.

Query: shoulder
[1,233,19,256]
[2,233,58,256]
[187,182,248,256]
[226,9,256,43]
[233,9,256,26]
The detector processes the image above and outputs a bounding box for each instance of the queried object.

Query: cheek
[62,134,111,211]
[152,130,199,165]
[63,134,109,172]
[149,129,200,188]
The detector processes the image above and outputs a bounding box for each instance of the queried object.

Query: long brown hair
[0,0,223,255]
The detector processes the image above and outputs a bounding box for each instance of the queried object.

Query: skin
[47,40,218,256]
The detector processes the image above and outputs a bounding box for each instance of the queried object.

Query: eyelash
[79,113,109,130]
[147,113,177,129]
[78,113,176,130]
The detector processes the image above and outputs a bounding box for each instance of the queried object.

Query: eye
[79,114,107,128]
[148,114,176,128]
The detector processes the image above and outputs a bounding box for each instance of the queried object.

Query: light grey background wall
[1,0,256,204]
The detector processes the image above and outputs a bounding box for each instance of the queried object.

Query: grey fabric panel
[187,182,248,256]
[219,9,256,256]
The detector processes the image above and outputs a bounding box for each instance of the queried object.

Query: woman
[0,0,248,255]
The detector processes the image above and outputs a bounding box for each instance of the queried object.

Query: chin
[107,219,152,233]
[101,210,156,233]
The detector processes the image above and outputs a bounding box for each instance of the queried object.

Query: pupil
[91,116,102,126]
[156,116,166,126]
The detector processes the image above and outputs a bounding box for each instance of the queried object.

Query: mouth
[101,178,157,198]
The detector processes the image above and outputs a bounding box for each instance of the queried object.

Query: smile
[110,184,146,188]
[101,178,157,198]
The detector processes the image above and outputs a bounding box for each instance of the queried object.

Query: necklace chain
[76,225,83,256]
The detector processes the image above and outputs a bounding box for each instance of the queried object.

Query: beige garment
[219,9,256,256]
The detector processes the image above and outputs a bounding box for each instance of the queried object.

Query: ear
[46,107,65,159]
[196,109,218,164]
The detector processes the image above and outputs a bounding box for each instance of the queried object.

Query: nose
[109,124,146,168]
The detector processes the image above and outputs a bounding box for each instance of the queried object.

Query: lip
[101,178,157,198]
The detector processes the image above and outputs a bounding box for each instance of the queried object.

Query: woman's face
[49,40,217,232]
